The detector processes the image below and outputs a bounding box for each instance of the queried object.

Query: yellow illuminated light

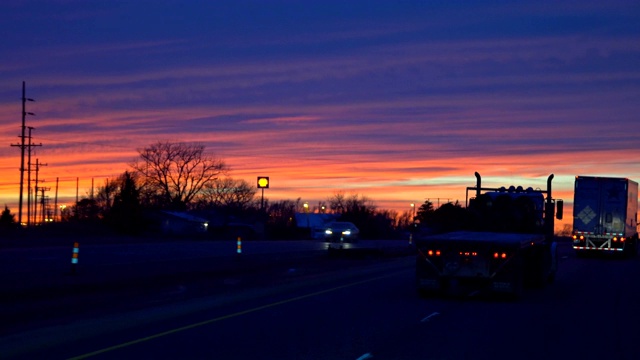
[257,177,269,188]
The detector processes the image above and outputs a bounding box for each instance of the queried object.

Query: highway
[2,240,639,360]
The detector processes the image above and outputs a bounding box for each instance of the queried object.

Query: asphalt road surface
[2,241,639,360]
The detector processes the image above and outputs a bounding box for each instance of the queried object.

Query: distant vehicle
[572,176,638,256]
[324,222,359,243]
[415,172,563,298]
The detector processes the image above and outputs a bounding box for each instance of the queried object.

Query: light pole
[409,203,416,244]
[257,176,269,210]
[303,202,310,228]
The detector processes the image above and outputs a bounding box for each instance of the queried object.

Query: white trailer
[572,176,638,256]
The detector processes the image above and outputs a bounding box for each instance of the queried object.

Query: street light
[303,202,310,228]
[257,176,269,210]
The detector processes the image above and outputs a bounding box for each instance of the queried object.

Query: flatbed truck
[416,172,563,297]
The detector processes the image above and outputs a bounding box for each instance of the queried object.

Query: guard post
[70,242,79,274]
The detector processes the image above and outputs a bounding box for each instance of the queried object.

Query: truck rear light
[493,252,507,259]
[613,237,618,242]
[621,237,625,242]
[426,249,441,256]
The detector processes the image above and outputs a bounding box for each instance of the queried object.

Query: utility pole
[26,126,41,227]
[32,158,47,225]
[54,177,59,222]
[10,81,35,225]
[39,186,50,223]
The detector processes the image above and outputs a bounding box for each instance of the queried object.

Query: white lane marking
[421,311,440,322]
[356,353,373,360]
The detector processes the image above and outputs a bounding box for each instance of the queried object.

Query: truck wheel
[508,272,524,300]
[417,286,431,298]
[416,281,441,298]
[547,242,558,283]
[527,246,550,288]
[508,260,524,300]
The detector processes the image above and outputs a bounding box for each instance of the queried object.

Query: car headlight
[325,229,333,235]
[342,230,351,235]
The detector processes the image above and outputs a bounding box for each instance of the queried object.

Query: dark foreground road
[2,241,639,360]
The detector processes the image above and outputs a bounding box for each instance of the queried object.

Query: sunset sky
[1,1,639,229]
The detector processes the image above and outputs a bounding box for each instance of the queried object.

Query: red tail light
[425,249,441,257]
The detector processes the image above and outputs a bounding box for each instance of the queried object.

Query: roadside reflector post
[237,237,242,255]
[70,242,79,274]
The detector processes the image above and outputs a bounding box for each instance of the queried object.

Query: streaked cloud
[0,0,639,229]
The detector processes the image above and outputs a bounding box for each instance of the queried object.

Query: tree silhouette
[0,205,16,229]
[415,200,435,224]
[131,141,228,210]
[108,171,143,234]
[197,177,256,210]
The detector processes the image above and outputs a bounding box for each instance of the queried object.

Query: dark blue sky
[1,1,639,224]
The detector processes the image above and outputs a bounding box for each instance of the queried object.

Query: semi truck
[415,172,563,298]
[572,176,638,256]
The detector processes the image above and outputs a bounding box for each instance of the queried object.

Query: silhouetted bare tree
[396,210,414,230]
[95,178,119,214]
[131,141,228,210]
[265,198,301,239]
[197,177,256,210]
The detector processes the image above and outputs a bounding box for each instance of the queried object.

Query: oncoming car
[323,222,359,242]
